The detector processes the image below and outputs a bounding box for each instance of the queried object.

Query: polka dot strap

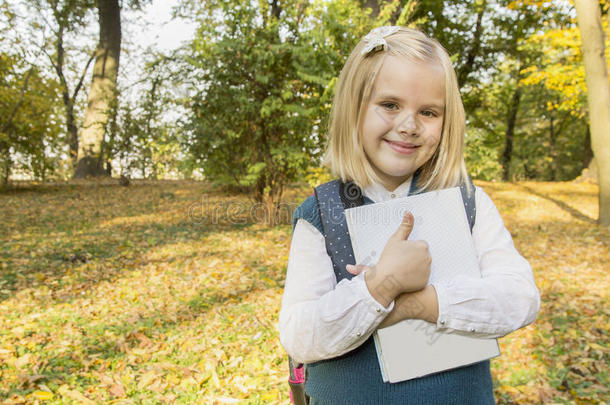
[314,179,362,282]
[459,176,476,233]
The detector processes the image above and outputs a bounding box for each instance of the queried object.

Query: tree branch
[72,50,96,100]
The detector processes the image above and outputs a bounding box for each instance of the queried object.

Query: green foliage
[465,129,503,181]
[0,53,63,184]
[105,56,182,179]
[182,0,374,208]
[424,0,586,181]
[305,166,334,188]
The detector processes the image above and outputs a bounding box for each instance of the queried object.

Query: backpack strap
[460,176,476,233]
[314,179,364,282]
[288,357,308,405]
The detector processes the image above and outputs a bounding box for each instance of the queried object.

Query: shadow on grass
[516,184,597,225]
[0,181,277,302]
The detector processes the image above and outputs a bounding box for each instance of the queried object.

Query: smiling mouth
[383,139,420,154]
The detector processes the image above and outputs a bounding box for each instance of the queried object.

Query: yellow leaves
[26,390,53,401]
[588,342,608,353]
[261,389,280,401]
[14,353,31,369]
[109,382,125,398]
[137,370,159,390]
[57,385,95,405]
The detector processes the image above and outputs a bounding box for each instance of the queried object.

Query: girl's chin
[377,169,415,184]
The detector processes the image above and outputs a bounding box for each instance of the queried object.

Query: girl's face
[361,55,445,191]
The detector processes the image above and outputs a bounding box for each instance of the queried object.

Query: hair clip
[361,26,401,56]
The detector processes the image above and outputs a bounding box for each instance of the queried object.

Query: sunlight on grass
[0,180,607,404]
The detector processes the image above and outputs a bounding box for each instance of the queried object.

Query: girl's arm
[379,186,540,337]
[377,284,439,329]
[278,218,393,364]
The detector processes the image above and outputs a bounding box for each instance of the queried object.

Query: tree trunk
[582,123,593,170]
[549,112,556,181]
[74,0,121,178]
[66,101,79,165]
[0,141,10,188]
[574,0,610,226]
[502,85,521,181]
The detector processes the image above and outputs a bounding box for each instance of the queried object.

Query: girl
[279,27,540,404]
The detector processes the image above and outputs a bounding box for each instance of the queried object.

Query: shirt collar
[362,176,412,203]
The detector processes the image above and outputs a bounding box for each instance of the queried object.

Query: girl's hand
[346,211,431,306]
[378,286,439,328]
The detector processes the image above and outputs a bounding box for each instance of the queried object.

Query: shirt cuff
[432,282,500,336]
[356,270,395,313]
[432,281,449,329]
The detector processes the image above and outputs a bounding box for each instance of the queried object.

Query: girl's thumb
[394,211,414,240]
[346,264,367,276]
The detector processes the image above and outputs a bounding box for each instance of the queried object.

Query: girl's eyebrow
[373,93,402,102]
[421,103,445,111]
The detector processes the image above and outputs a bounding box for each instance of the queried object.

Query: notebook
[344,187,500,383]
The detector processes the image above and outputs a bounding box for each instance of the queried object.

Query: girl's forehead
[371,55,445,99]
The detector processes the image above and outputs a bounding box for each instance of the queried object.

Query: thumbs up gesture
[347,211,431,307]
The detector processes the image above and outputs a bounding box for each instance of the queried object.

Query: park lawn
[0,179,607,404]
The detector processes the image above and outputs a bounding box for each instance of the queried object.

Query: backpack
[287,178,476,405]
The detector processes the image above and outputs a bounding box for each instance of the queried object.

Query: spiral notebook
[344,187,500,383]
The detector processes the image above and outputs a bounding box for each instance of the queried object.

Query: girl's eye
[381,102,398,111]
[420,110,437,117]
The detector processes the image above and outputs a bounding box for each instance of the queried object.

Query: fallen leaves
[0,180,607,403]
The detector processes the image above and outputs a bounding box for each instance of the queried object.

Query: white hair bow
[361,26,401,56]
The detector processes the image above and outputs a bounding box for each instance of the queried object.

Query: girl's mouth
[383,139,420,155]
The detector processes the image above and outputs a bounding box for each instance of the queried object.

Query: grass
[0,179,607,404]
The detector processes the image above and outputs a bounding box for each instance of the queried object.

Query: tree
[74,0,122,177]
[574,0,610,226]
[28,0,97,167]
[183,0,374,224]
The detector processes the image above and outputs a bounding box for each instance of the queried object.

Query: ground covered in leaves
[0,179,607,404]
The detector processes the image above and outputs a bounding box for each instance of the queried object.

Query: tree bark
[549,112,556,181]
[582,124,593,169]
[502,85,521,181]
[574,0,610,226]
[0,141,10,187]
[74,0,121,178]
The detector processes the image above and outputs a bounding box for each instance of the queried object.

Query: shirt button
[376,308,382,313]
[390,193,396,198]
[470,328,476,333]
[440,320,445,325]
[356,332,362,337]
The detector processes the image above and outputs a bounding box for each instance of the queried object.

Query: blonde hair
[323,27,470,193]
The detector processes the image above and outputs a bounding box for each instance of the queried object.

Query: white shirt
[278,178,541,364]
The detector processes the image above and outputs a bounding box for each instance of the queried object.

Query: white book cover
[344,187,500,383]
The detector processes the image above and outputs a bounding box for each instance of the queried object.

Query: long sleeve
[278,218,394,364]
[431,187,541,338]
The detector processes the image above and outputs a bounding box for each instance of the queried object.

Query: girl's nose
[395,112,420,135]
